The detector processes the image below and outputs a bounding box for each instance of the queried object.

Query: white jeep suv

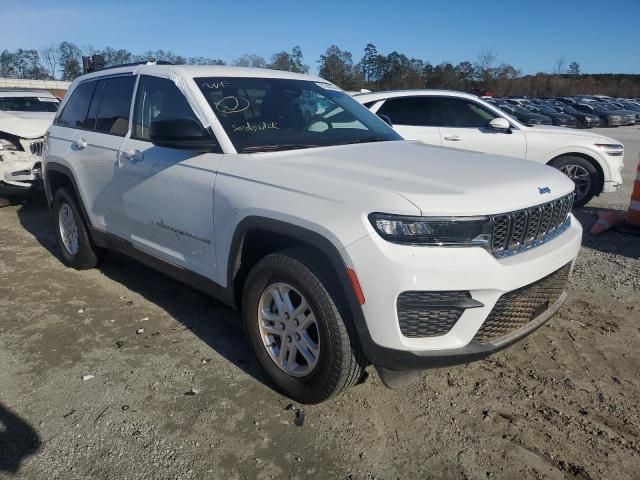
[0,89,60,198]
[43,65,582,403]
[355,90,625,206]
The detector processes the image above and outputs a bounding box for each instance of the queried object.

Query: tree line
[1,41,638,97]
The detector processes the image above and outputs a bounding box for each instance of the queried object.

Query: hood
[554,113,576,121]
[526,112,552,120]
[598,109,634,117]
[0,111,55,138]
[250,140,575,216]
[608,109,636,115]
[527,124,621,143]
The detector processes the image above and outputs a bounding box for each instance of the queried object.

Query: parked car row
[485,95,640,128]
[355,89,624,206]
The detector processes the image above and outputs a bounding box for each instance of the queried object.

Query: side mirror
[377,113,393,127]
[150,117,219,152]
[489,117,511,131]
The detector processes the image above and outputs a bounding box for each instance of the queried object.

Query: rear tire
[242,249,365,404]
[550,155,600,207]
[52,188,104,269]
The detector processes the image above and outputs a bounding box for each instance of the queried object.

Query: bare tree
[232,54,266,68]
[40,43,58,79]
[554,57,566,75]
[475,48,498,86]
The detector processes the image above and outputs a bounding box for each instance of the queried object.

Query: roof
[0,89,58,98]
[353,89,480,102]
[76,64,326,83]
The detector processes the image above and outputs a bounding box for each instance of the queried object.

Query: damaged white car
[0,89,60,199]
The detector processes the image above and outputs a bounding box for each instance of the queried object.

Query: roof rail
[101,60,174,71]
[82,55,173,74]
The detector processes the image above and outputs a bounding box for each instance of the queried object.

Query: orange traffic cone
[590,210,624,235]
[613,159,640,235]
[625,161,640,226]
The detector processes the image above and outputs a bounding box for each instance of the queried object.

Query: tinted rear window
[95,76,136,136]
[378,97,441,126]
[57,81,97,128]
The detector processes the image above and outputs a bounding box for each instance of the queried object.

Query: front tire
[52,188,104,269]
[243,250,365,404]
[550,155,600,207]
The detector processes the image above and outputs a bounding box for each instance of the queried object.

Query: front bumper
[0,151,42,195]
[342,216,582,370]
[376,291,568,386]
[599,150,624,193]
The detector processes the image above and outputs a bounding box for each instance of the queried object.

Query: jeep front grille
[491,192,575,257]
[29,140,44,156]
[397,291,482,338]
[473,263,571,344]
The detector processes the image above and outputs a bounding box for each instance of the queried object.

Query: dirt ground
[0,127,639,479]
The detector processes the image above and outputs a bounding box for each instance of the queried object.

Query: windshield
[538,105,557,114]
[0,96,60,112]
[559,105,578,114]
[510,105,533,115]
[195,77,400,152]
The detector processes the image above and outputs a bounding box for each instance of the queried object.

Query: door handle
[444,135,462,141]
[72,138,87,150]
[121,149,144,163]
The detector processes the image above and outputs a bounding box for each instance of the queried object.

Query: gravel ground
[0,126,639,480]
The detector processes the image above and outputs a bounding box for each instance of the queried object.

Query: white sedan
[355,90,624,206]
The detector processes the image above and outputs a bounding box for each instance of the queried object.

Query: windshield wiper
[241,144,321,153]
[336,137,391,146]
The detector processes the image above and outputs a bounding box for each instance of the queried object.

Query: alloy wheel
[257,282,320,377]
[559,164,592,204]
[58,203,79,255]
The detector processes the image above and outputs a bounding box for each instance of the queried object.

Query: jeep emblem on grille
[538,186,551,194]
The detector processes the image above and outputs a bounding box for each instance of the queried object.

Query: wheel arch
[227,217,351,309]
[43,163,96,229]
[225,216,379,361]
[44,163,79,204]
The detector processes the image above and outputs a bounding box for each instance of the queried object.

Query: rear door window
[437,98,497,128]
[377,97,440,126]
[95,76,136,136]
[57,81,98,128]
[82,80,105,130]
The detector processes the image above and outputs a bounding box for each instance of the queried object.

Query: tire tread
[244,249,365,403]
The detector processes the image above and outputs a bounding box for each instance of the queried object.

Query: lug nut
[283,312,289,319]
[286,335,292,343]
[293,319,299,327]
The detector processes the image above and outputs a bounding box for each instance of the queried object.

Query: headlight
[595,143,624,156]
[594,143,623,150]
[369,213,491,246]
[0,138,19,151]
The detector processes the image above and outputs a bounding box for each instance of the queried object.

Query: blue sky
[3,0,639,74]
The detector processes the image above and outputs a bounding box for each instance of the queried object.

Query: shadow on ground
[15,200,275,395]
[0,404,41,474]
[574,207,640,260]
